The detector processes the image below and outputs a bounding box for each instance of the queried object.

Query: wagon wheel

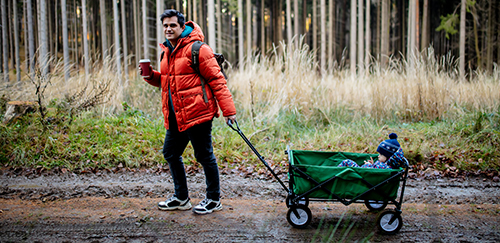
[286,196,309,207]
[377,210,403,235]
[364,200,388,212]
[286,205,312,229]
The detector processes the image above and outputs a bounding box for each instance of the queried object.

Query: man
[139,9,236,215]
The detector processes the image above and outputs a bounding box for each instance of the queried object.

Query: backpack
[159,41,227,103]
[191,41,227,103]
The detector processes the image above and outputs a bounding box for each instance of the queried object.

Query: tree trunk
[142,0,148,60]
[113,0,122,80]
[350,0,357,74]
[421,0,429,53]
[237,0,243,67]
[459,0,466,79]
[471,4,480,70]
[23,1,28,70]
[1,0,9,81]
[193,0,198,23]
[82,0,89,77]
[13,0,20,81]
[100,0,108,62]
[133,0,140,65]
[208,0,216,49]
[39,0,48,76]
[320,0,326,73]
[260,0,265,55]
[61,0,69,81]
[286,0,292,47]
[302,0,307,46]
[312,0,317,53]
[122,0,129,82]
[328,0,335,68]
[246,0,251,60]
[486,0,493,73]
[376,0,380,58]
[156,0,163,68]
[54,0,58,56]
[357,0,363,71]
[380,0,388,68]
[294,0,299,48]
[365,0,370,67]
[216,0,222,53]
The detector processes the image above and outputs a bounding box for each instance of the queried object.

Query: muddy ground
[0,168,499,242]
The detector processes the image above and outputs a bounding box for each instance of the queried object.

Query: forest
[0,0,499,173]
[1,0,499,82]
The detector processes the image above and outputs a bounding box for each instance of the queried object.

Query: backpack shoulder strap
[191,41,204,73]
[191,41,209,103]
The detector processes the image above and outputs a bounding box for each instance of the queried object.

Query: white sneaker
[192,198,222,215]
[157,196,192,211]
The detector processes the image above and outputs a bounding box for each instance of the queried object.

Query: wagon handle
[227,120,289,193]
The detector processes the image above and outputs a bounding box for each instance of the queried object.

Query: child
[338,133,407,169]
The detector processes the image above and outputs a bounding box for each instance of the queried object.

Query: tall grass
[230,44,500,125]
[1,45,499,171]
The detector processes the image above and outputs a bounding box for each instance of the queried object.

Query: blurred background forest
[1,0,499,173]
[0,0,499,82]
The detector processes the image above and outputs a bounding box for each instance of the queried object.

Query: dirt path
[1,170,499,242]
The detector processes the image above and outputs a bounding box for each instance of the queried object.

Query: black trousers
[162,118,220,201]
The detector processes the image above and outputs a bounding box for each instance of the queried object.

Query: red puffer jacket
[144,21,236,132]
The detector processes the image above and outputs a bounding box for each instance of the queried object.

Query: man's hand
[224,115,236,125]
[138,65,152,79]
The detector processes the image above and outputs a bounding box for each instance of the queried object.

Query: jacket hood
[163,21,204,52]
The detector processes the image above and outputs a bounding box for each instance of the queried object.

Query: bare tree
[320,0,326,73]
[217,0,222,53]
[39,0,48,76]
[133,0,140,66]
[260,0,265,55]
[421,0,429,52]
[26,0,34,75]
[13,0,20,81]
[294,0,299,48]
[156,0,163,65]
[357,0,364,71]
[100,0,108,62]
[328,0,335,69]
[238,0,243,66]
[61,0,69,81]
[246,0,251,60]
[286,0,292,47]
[82,0,89,77]
[312,0,317,53]
[208,0,216,51]
[2,0,9,82]
[380,0,389,69]
[122,0,129,82]
[350,0,357,74]
[365,0,370,67]
[486,0,493,73]
[142,0,148,59]
[113,0,122,80]
[459,0,466,79]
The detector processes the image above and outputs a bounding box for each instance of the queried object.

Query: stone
[3,101,37,124]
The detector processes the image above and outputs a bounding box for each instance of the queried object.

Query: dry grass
[229,44,499,124]
[2,45,498,124]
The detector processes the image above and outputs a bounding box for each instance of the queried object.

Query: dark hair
[160,9,185,27]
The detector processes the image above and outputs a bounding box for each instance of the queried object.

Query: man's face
[163,16,184,42]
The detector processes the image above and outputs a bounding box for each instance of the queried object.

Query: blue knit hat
[377,133,400,159]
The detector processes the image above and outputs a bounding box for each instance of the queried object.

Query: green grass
[1,100,499,174]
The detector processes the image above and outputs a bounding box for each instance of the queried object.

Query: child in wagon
[338,133,407,169]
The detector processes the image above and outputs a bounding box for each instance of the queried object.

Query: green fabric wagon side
[289,150,402,201]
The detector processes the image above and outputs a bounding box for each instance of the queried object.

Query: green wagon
[229,121,409,234]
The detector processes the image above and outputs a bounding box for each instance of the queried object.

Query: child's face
[378,154,387,162]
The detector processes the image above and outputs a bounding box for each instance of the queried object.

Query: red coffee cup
[139,59,151,77]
